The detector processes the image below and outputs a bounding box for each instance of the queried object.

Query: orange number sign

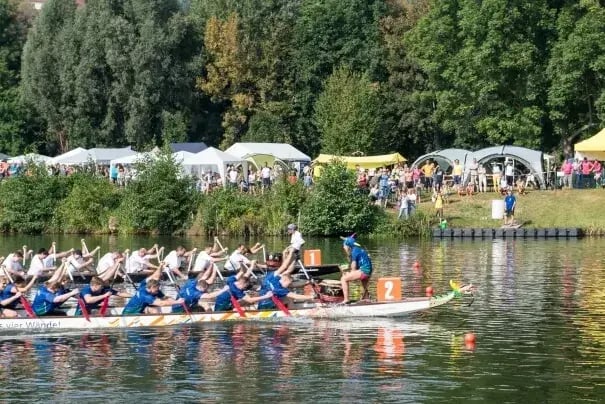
[303,249,322,266]
[377,277,402,302]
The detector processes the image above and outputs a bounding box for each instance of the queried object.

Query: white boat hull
[0,292,456,332]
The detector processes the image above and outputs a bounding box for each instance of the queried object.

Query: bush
[371,209,434,239]
[54,173,122,233]
[300,162,380,236]
[115,152,198,234]
[0,167,70,233]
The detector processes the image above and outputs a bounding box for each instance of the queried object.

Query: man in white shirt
[283,224,304,265]
[261,162,272,193]
[163,246,193,280]
[127,247,160,275]
[96,251,124,277]
[192,243,227,275]
[28,248,54,277]
[66,249,95,276]
[2,251,24,277]
[225,243,263,271]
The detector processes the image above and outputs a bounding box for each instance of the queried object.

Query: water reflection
[0,237,603,402]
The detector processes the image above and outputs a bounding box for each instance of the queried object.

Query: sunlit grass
[408,188,605,235]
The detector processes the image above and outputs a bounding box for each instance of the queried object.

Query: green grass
[403,188,605,235]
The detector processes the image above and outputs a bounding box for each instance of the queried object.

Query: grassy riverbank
[404,188,605,235]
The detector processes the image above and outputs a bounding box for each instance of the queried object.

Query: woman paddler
[340,235,373,304]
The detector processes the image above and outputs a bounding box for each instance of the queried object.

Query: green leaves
[315,66,382,155]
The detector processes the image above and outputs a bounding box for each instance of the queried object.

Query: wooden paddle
[297,259,326,304]
[0,264,35,317]
[78,297,91,322]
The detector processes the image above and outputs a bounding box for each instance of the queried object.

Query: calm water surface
[0,235,604,403]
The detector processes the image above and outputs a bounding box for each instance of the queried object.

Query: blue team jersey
[351,247,373,275]
[505,195,516,210]
[74,285,119,315]
[0,284,19,309]
[257,274,289,310]
[214,276,245,312]
[32,286,61,316]
[172,279,206,313]
[122,287,164,315]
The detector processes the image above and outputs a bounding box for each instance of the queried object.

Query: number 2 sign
[377,277,402,302]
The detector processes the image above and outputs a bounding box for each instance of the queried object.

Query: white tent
[181,147,243,179]
[172,151,196,163]
[224,142,311,162]
[50,147,136,165]
[8,153,51,164]
[109,152,153,166]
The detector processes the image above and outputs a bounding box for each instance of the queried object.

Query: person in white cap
[283,224,304,266]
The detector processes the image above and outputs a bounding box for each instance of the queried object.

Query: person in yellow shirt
[422,160,435,190]
[434,191,444,219]
[452,159,463,190]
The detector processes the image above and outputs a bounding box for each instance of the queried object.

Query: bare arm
[1,291,21,306]
[152,297,184,307]
[83,291,112,305]
[53,288,80,304]
[286,291,315,302]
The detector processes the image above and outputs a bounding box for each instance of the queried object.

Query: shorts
[292,249,301,261]
[505,209,514,216]
[360,271,371,281]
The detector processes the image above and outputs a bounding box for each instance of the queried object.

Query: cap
[287,224,297,231]
[341,236,360,248]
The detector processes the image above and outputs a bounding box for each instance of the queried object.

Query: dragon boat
[0,285,470,332]
[32,263,343,285]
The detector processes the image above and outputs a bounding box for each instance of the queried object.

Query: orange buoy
[413,261,420,269]
[464,333,476,344]
[465,341,476,351]
[425,286,434,297]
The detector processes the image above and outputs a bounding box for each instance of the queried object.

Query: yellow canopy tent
[575,128,605,160]
[313,152,407,170]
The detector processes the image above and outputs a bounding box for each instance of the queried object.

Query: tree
[21,0,77,152]
[406,0,555,149]
[315,66,382,155]
[21,0,201,151]
[289,0,388,156]
[547,2,605,156]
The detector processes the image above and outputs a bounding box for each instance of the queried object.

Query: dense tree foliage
[0,0,600,159]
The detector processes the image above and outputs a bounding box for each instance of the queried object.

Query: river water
[0,235,604,402]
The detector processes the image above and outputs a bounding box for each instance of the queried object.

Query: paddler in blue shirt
[256,268,315,311]
[122,278,184,315]
[214,268,272,312]
[75,276,132,315]
[340,235,373,304]
[0,274,38,317]
[171,268,228,313]
[32,281,81,316]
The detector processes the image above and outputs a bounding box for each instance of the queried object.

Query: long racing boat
[0,288,467,332]
[31,263,343,285]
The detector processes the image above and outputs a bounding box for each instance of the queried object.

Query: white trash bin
[491,199,505,219]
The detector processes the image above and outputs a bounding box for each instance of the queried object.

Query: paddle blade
[99,296,109,317]
[231,295,246,318]
[78,297,91,322]
[271,295,291,316]
[20,296,36,318]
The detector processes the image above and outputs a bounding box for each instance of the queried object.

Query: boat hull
[0,292,455,331]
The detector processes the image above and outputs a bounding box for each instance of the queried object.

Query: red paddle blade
[182,302,192,317]
[231,295,246,318]
[99,296,109,317]
[272,295,291,316]
[20,296,36,318]
[78,297,91,322]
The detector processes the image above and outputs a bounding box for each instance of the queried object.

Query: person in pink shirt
[580,157,594,188]
[561,159,573,189]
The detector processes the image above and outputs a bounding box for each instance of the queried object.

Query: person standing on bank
[284,224,304,266]
[504,189,517,226]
